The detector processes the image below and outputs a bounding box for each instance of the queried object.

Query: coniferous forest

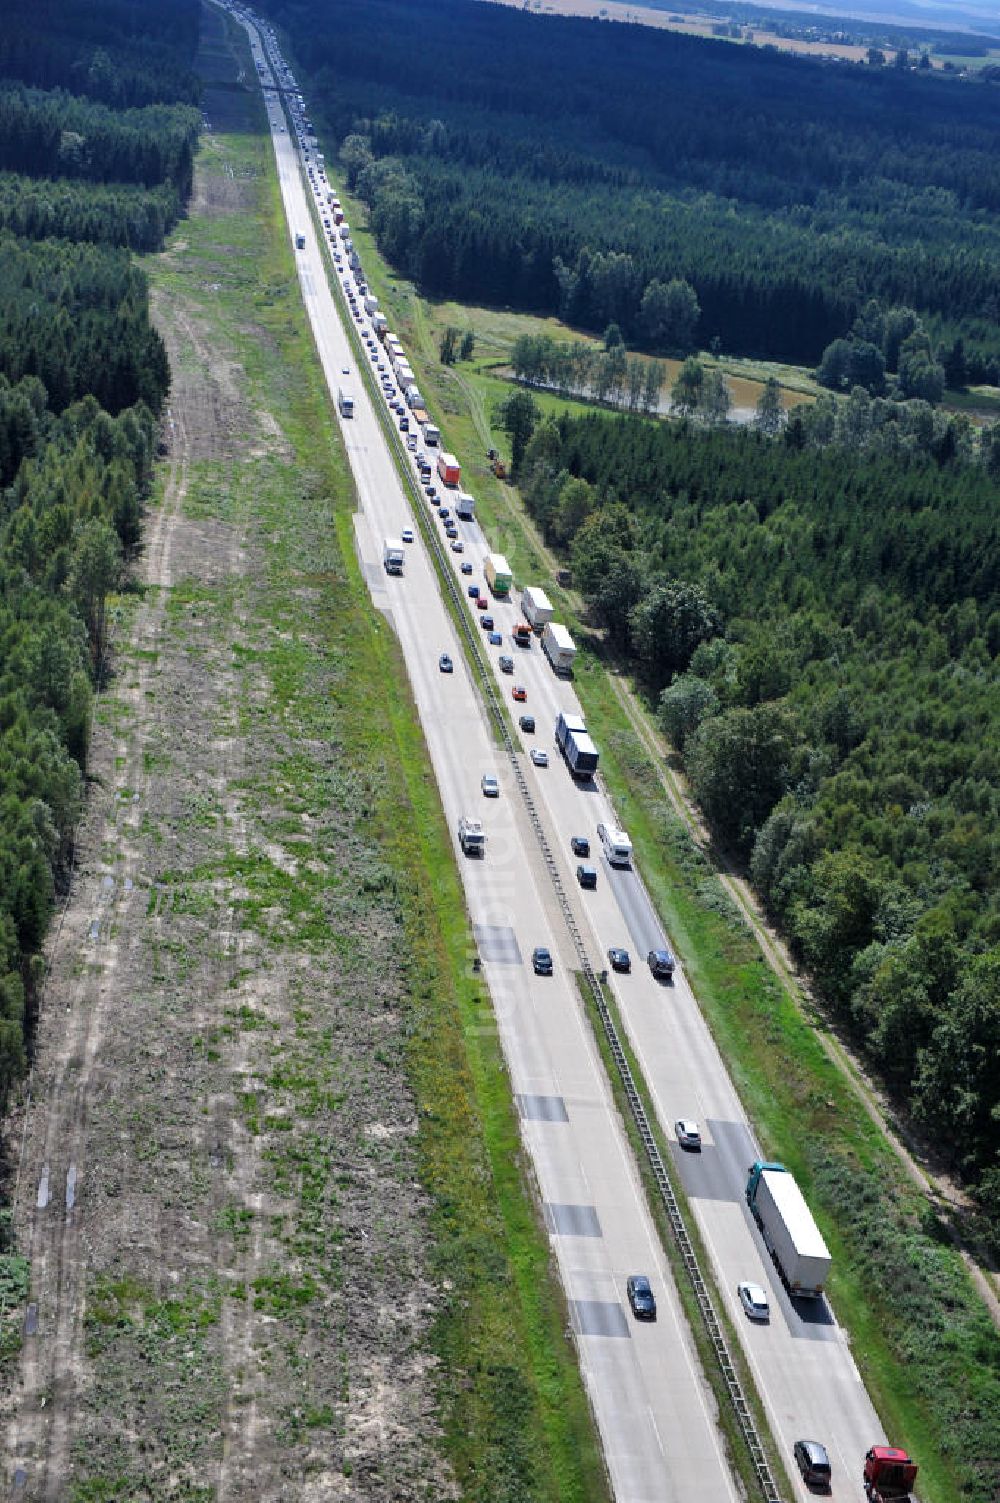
[517,408,1000,1228]
[0,0,199,1112]
[263,0,1000,375]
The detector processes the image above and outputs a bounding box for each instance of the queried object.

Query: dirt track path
[5,275,281,1489]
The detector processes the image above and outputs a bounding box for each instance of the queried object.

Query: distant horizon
[649,0,1000,37]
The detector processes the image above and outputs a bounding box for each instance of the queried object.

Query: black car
[576,864,598,890]
[793,1441,832,1491]
[570,835,590,858]
[608,947,631,973]
[519,714,536,733]
[626,1275,656,1321]
[480,615,494,631]
[531,946,553,976]
[647,948,676,980]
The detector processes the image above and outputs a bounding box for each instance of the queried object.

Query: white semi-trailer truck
[555,711,599,780]
[746,1161,831,1298]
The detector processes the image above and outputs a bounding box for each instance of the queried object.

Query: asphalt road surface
[221,7,890,1499]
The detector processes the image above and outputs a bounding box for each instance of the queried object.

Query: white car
[675,1119,701,1150]
[737,1281,770,1322]
[481,774,500,798]
[401,528,414,544]
[530,749,548,768]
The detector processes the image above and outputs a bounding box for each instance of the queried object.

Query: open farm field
[485,0,870,59]
[484,0,1000,68]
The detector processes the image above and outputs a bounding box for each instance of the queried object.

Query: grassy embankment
[141,30,609,1501]
[333,183,999,1503]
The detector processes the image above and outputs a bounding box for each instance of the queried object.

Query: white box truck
[541,622,576,674]
[363,294,379,315]
[455,492,475,520]
[521,586,554,631]
[383,538,405,575]
[746,1162,831,1297]
[337,386,354,418]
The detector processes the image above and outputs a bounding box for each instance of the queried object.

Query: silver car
[737,1281,770,1321]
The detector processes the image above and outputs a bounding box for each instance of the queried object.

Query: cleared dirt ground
[1,9,454,1499]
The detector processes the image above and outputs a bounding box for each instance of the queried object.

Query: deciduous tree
[659,674,719,750]
[686,704,796,853]
[630,579,721,687]
[670,357,703,417]
[492,389,539,476]
[754,376,783,437]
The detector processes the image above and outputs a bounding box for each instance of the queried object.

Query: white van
[597,822,632,868]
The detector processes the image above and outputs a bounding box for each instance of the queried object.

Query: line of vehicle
[230,11,739,1503]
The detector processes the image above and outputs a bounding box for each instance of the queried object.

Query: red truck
[864,1447,918,1503]
[437,451,461,487]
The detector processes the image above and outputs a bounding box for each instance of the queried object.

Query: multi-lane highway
[220,7,889,1499]
[231,13,741,1503]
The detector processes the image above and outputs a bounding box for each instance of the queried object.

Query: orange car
[512,685,527,702]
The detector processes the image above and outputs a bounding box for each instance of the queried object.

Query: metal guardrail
[263,41,783,1503]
